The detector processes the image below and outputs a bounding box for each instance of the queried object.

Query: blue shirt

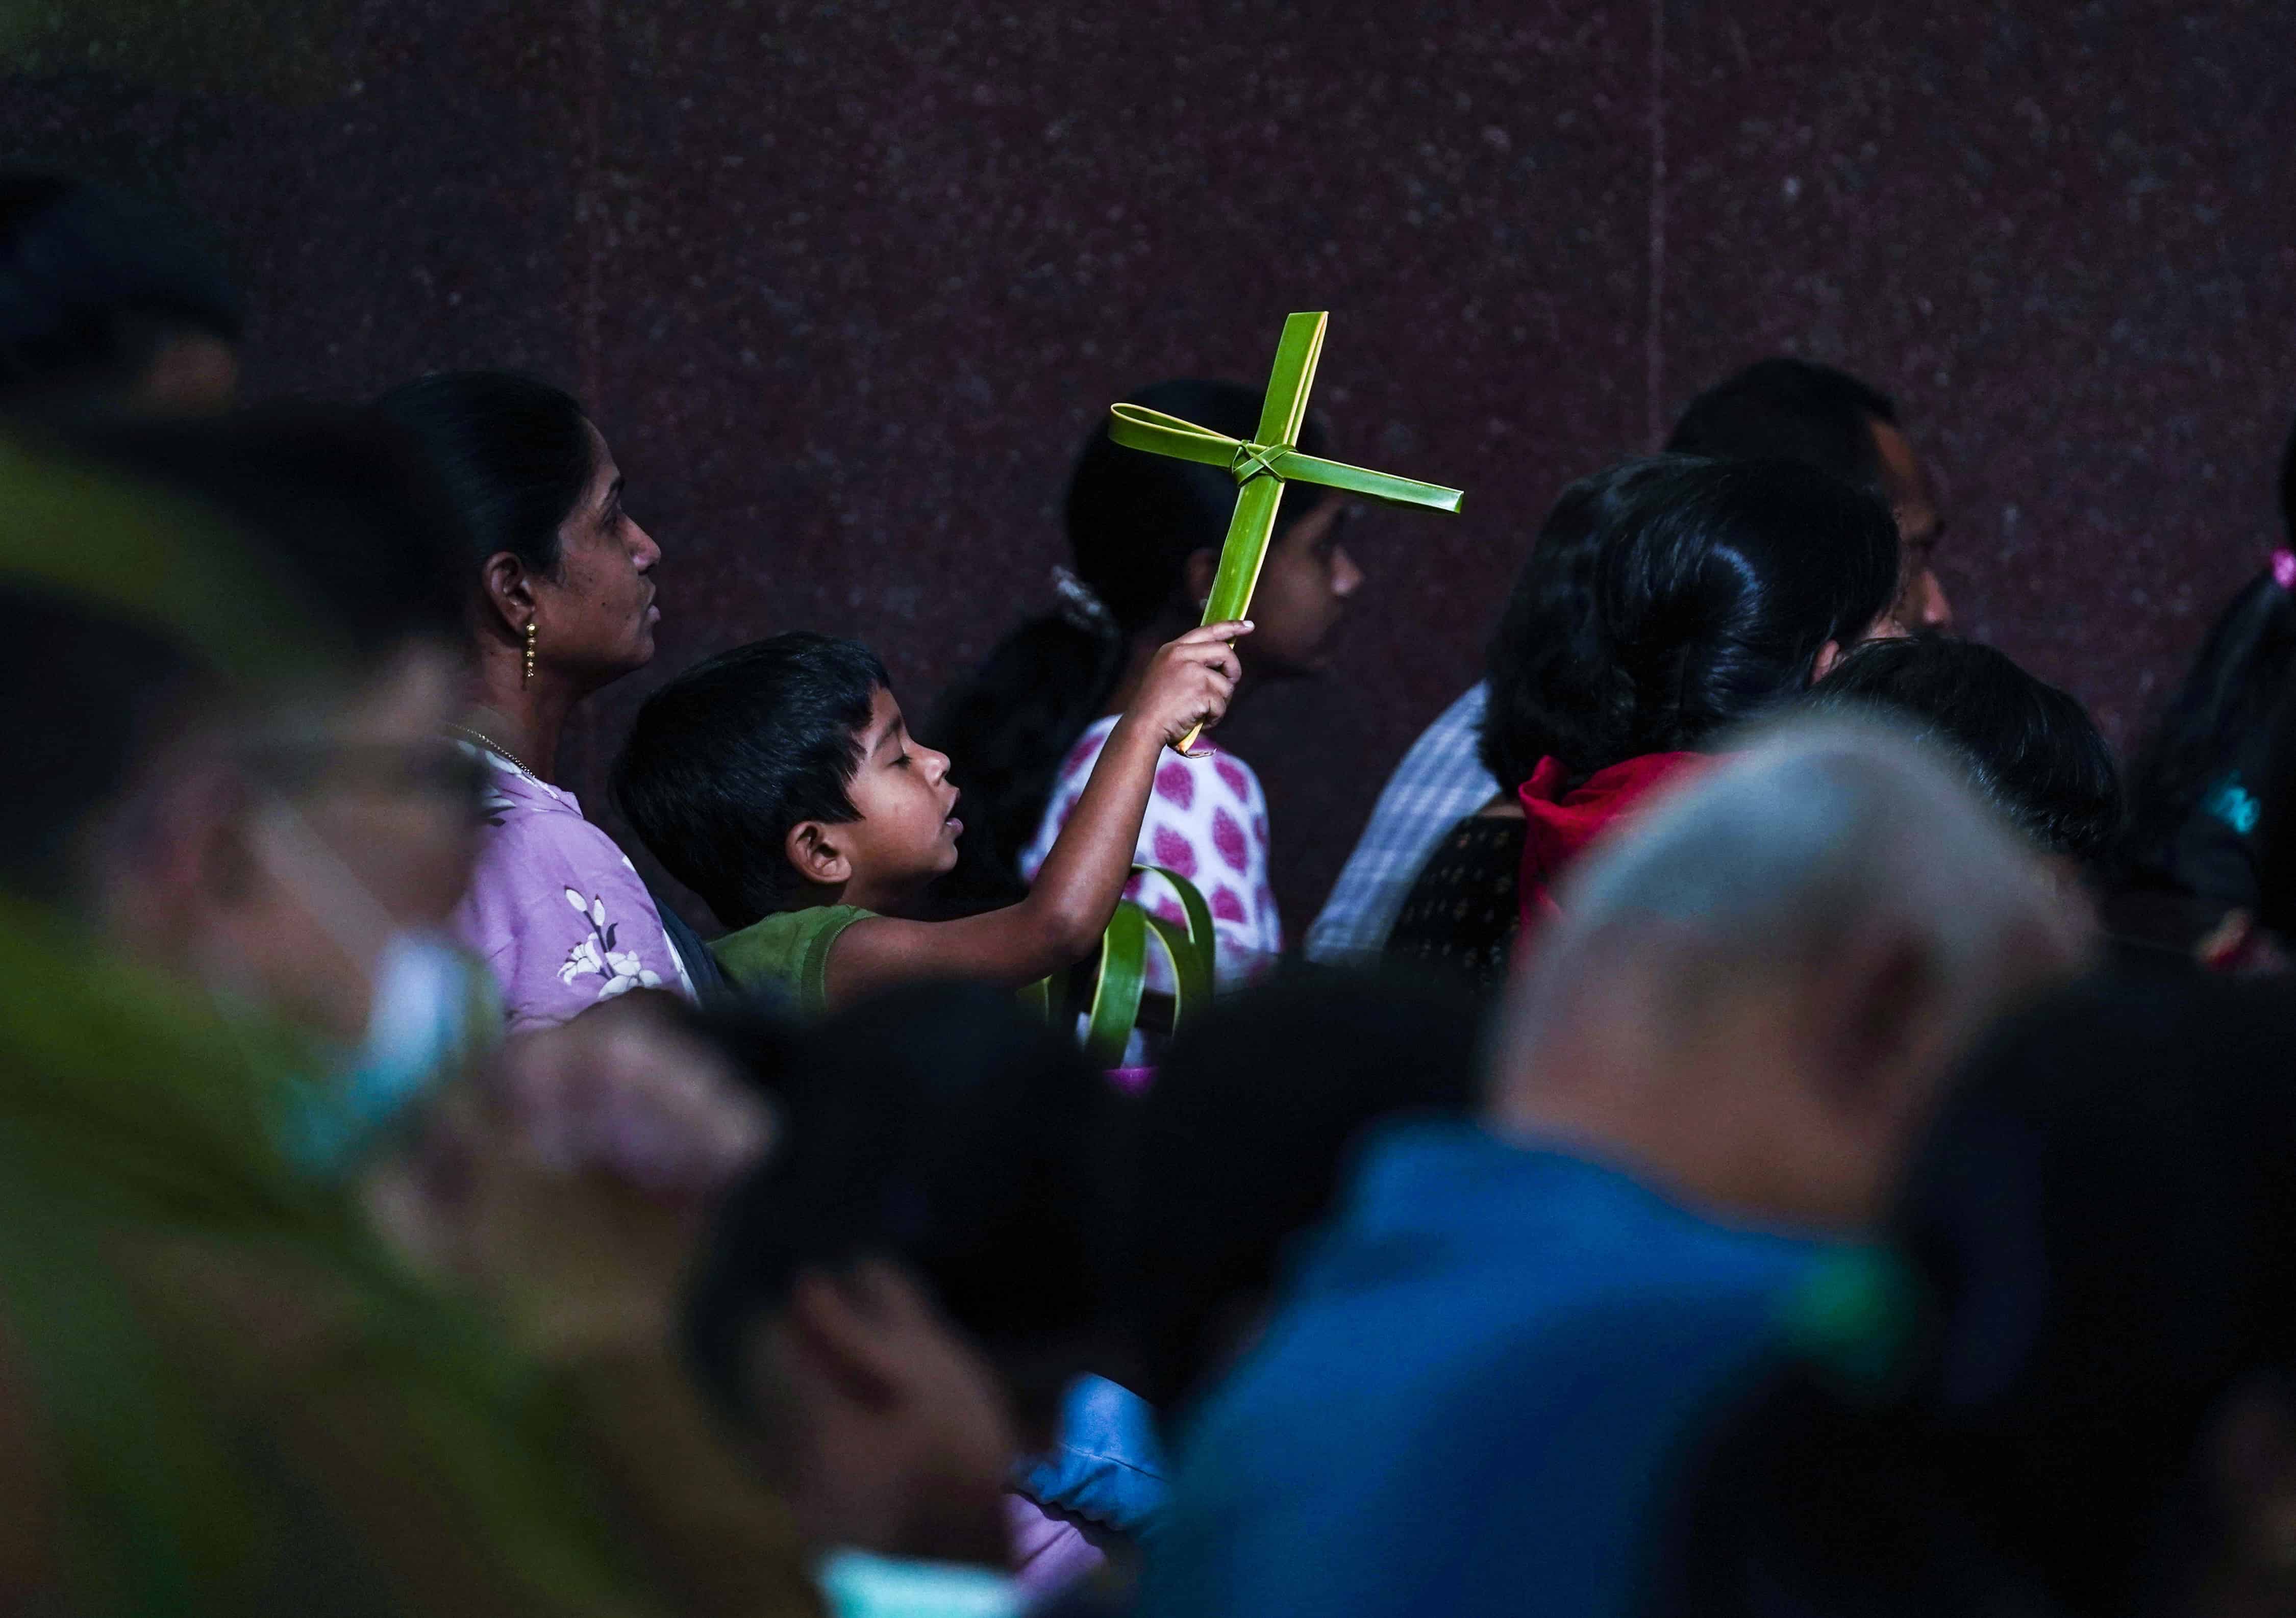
[1305,685,1499,965]
[1140,1122,1841,1618]
[1018,1374,1169,1537]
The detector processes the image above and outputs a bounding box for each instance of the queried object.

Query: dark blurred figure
[1647,966,2296,1618]
[1143,722,2086,1618]
[2114,428,2296,962]
[1115,966,1481,1417]
[1011,966,1483,1618]
[0,410,768,1614]
[1669,357,1950,631]
[688,982,1119,1603]
[1799,636,2122,873]
[0,170,242,414]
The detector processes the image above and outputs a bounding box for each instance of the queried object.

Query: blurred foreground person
[687,983,1120,1616]
[0,169,242,414]
[1649,967,2296,1618]
[1142,720,2088,1618]
[1117,967,1481,1418]
[1015,968,1481,1616]
[0,413,757,1616]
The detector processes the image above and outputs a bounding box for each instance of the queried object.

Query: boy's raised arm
[826,622,1251,1005]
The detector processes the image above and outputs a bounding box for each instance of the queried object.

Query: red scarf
[1516,752,1706,932]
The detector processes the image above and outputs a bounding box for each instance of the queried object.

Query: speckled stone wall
[9,1,2294,935]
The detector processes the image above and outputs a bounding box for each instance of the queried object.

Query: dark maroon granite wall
[9,1,2294,934]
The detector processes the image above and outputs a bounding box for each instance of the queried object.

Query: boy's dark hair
[1800,636,2122,864]
[3,406,471,904]
[1666,358,1899,493]
[0,169,242,404]
[685,981,1111,1432]
[931,379,1334,895]
[1480,456,1900,790]
[615,632,889,929]
[374,370,594,576]
[1112,965,1480,1412]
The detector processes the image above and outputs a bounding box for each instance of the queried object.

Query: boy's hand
[1134,620,1251,749]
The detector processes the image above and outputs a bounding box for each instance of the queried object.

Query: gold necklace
[445,722,539,780]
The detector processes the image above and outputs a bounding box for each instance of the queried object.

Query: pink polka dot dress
[1018,716,1282,992]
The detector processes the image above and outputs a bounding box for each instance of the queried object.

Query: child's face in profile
[837,687,964,904]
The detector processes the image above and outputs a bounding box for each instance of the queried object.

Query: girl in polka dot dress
[934,377,1364,993]
[1020,723,1280,990]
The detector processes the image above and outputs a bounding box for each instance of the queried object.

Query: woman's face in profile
[536,422,663,679]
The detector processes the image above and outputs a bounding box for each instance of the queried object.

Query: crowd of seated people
[7,165,2296,1618]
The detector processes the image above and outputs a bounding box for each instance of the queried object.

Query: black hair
[2,405,471,904]
[1111,965,1480,1412]
[0,591,204,904]
[61,402,469,666]
[685,980,1112,1432]
[1665,357,1899,492]
[0,169,242,405]
[2256,672,2296,940]
[2282,408,2296,543]
[373,370,593,575]
[1648,967,2296,1618]
[614,631,889,929]
[2122,569,2296,896]
[1480,456,1901,790]
[1800,636,2122,864]
[930,379,1334,887]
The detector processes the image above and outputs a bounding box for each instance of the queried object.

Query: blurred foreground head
[0,407,471,1043]
[1652,968,2296,1618]
[1492,717,2090,1231]
[0,170,242,415]
[1114,966,1480,1412]
[686,981,1114,1566]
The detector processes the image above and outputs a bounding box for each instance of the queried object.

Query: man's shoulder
[1187,1193,1832,1482]
[1155,1224,1834,1617]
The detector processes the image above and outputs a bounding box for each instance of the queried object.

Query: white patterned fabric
[1019,717,1281,992]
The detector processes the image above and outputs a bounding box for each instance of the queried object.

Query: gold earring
[522,619,537,684]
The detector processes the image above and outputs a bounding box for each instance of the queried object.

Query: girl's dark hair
[1800,636,2122,864]
[930,379,1332,884]
[684,981,1111,1432]
[2123,568,2296,892]
[0,169,243,402]
[1480,456,1900,790]
[614,631,889,929]
[373,370,593,575]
